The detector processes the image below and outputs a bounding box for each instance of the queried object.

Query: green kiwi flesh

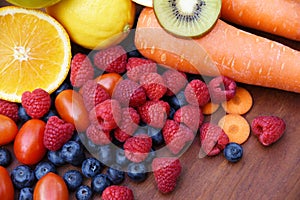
[153,0,221,37]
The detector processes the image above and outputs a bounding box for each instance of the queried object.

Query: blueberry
[106,164,125,185]
[168,106,176,119]
[85,139,100,154]
[115,148,130,167]
[61,141,86,166]
[53,82,72,97]
[75,185,93,200]
[34,161,57,180]
[111,137,124,147]
[97,144,114,166]
[91,174,111,194]
[138,120,147,127]
[18,105,31,123]
[50,82,72,108]
[147,127,164,147]
[63,170,83,191]
[144,148,156,164]
[11,165,36,189]
[81,157,102,178]
[19,187,33,200]
[127,49,142,58]
[223,142,243,163]
[187,73,203,82]
[47,149,66,167]
[134,127,147,136]
[0,147,12,167]
[127,162,148,182]
[71,132,84,146]
[42,109,58,122]
[168,91,187,110]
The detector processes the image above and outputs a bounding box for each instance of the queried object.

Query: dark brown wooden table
[1,1,300,199]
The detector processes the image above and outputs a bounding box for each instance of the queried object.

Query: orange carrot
[202,102,220,115]
[221,0,300,41]
[218,114,250,144]
[222,87,253,115]
[134,8,300,93]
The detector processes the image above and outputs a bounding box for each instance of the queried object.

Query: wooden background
[1,1,300,199]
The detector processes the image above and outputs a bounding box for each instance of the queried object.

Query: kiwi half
[153,0,221,37]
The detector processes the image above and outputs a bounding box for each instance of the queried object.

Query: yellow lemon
[6,0,62,9]
[0,6,71,102]
[46,0,136,49]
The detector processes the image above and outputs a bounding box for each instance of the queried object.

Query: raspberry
[89,99,122,131]
[93,45,127,73]
[102,185,134,200]
[113,107,140,143]
[138,100,170,129]
[86,124,111,145]
[139,72,167,100]
[112,79,146,108]
[162,69,187,96]
[184,79,210,107]
[126,57,157,82]
[81,80,111,111]
[43,116,75,151]
[124,133,152,163]
[208,76,237,103]
[152,157,182,194]
[199,122,229,156]
[21,88,51,119]
[251,116,286,146]
[162,119,195,154]
[0,99,19,122]
[173,104,204,132]
[70,53,94,88]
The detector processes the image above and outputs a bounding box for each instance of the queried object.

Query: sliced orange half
[0,6,71,102]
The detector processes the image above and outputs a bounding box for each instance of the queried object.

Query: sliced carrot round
[202,101,220,115]
[221,87,253,115]
[218,114,250,144]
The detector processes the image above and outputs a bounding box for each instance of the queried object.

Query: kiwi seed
[153,0,221,37]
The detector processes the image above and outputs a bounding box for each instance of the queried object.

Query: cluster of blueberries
[0,131,155,199]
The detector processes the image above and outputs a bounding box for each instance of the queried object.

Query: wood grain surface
[1,1,300,200]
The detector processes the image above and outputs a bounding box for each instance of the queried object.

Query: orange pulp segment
[0,6,71,102]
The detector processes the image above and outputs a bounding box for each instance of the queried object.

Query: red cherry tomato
[55,89,90,132]
[0,166,14,200]
[14,119,46,165]
[33,172,69,200]
[95,72,123,96]
[0,114,18,146]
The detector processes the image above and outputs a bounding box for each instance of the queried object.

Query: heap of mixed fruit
[0,43,286,199]
[0,0,288,199]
